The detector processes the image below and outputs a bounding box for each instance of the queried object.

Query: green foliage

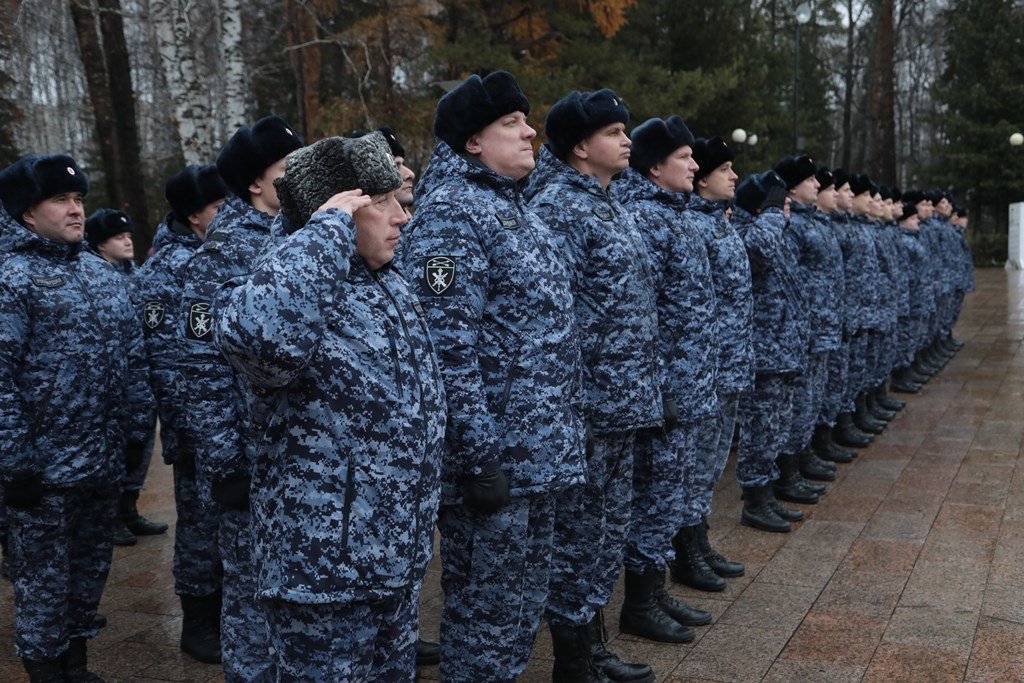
[931,0,1024,211]
[968,230,1008,267]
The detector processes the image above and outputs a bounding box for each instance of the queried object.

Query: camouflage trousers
[785,352,829,455]
[8,484,117,661]
[845,332,870,404]
[219,508,273,682]
[265,593,417,683]
[818,341,851,427]
[546,432,635,628]
[624,421,696,573]
[736,373,794,487]
[122,413,157,492]
[687,393,738,526]
[896,315,917,369]
[173,464,222,597]
[438,494,555,682]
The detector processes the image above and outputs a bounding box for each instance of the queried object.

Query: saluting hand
[314,189,372,217]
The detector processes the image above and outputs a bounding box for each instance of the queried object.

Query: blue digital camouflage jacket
[614,168,718,424]
[0,205,152,486]
[526,145,662,433]
[398,141,585,504]
[216,208,446,604]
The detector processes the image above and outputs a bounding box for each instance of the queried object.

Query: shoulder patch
[496,212,521,229]
[143,301,165,332]
[423,256,457,296]
[185,301,214,342]
[593,207,614,221]
[31,274,67,289]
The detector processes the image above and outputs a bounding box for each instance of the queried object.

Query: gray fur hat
[275,132,401,229]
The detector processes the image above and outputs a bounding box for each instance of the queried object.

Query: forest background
[1,0,1022,264]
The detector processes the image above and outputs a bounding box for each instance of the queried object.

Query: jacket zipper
[384,318,404,399]
[340,459,355,549]
[496,348,521,418]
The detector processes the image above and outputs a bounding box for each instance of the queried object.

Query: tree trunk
[285,0,321,140]
[96,0,151,258]
[69,0,122,206]
[220,0,247,133]
[868,0,896,184]
[152,0,215,165]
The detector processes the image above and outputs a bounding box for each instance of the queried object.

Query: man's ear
[571,141,589,162]
[464,134,483,155]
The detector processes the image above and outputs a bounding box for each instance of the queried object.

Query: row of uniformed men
[0,67,971,683]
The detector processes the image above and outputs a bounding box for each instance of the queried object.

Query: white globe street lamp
[731,128,748,144]
[748,134,759,146]
[1011,132,1024,147]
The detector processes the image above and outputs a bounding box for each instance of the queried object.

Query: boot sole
[801,470,836,482]
[618,622,695,644]
[180,644,222,664]
[669,573,726,592]
[740,517,790,533]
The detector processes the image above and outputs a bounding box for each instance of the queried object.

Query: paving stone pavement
[1,267,1021,682]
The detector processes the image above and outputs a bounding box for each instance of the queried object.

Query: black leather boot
[832,414,871,450]
[696,518,744,578]
[854,394,886,434]
[865,390,896,422]
[813,424,855,462]
[585,611,653,682]
[670,526,725,591]
[906,364,931,384]
[889,367,921,394]
[61,638,105,683]
[180,593,222,664]
[799,446,836,482]
[415,638,440,666]
[121,490,168,536]
[550,622,611,683]
[875,382,906,411]
[740,485,791,533]
[22,658,64,683]
[653,580,711,626]
[619,570,695,643]
[773,455,821,504]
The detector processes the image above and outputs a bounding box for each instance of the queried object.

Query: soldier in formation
[0,70,973,683]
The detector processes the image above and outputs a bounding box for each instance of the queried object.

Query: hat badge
[120,216,128,223]
[612,98,619,106]
[285,128,294,137]
[67,167,75,175]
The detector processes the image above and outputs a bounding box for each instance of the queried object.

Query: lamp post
[731,128,759,154]
[794,3,813,153]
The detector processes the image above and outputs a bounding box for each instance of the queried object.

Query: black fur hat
[629,115,695,176]
[350,126,406,159]
[216,116,305,199]
[0,154,88,223]
[545,88,630,160]
[899,202,918,222]
[165,164,228,224]
[815,167,835,190]
[275,132,402,230]
[832,167,850,189]
[734,170,786,214]
[434,72,530,153]
[774,155,817,189]
[848,173,876,197]
[692,137,735,183]
[902,189,926,206]
[85,208,133,249]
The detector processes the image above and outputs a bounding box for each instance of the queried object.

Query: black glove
[663,398,679,432]
[760,185,787,212]
[462,469,511,514]
[4,474,46,510]
[125,441,146,474]
[212,474,251,510]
